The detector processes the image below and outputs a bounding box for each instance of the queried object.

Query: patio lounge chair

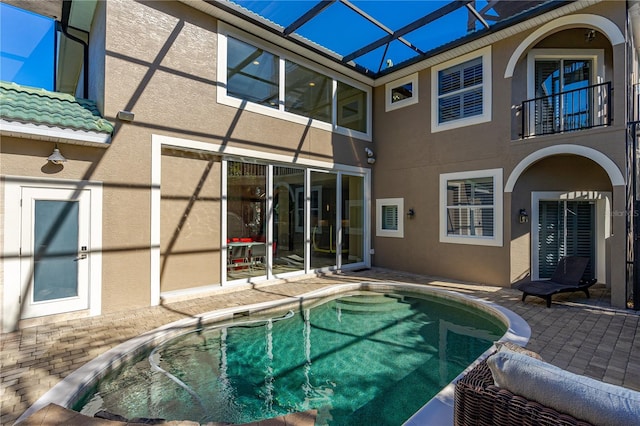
[454,345,640,426]
[514,256,597,307]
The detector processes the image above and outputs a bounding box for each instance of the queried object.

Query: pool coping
[15,281,531,425]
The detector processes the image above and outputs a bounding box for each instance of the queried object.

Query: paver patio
[2,268,639,425]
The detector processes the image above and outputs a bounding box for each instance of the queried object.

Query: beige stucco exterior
[371,1,627,304]
[1,0,637,331]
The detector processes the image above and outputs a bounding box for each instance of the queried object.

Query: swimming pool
[18,282,530,425]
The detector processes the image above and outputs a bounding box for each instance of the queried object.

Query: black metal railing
[521,81,611,138]
[626,121,640,310]
[633,83,640,123]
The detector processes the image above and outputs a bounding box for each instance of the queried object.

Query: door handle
[77,246,88,260]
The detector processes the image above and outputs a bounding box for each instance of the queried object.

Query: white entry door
[20,187,91,318]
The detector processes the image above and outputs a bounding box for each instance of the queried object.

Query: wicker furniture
[454,357,593,426]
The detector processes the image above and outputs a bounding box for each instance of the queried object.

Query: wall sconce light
[585,29,596,43]
[47,145,67,164]
[364,147,376,164]
[519,208,529,224]
[407,208,415,218]
[117,110,135,121]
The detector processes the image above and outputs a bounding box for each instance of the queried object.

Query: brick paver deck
[2,268,639,425]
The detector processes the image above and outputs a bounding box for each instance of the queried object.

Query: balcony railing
[521,81,611,138]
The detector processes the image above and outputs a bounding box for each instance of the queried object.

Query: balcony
[521,82,612,138]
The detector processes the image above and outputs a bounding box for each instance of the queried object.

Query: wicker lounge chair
[514,256,597,307]
[455,347,640,426]
[454,357,592,426]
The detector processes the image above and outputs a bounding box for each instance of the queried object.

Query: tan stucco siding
[371,3,628,291]
[102,0,371,166]
[160,150,221,292]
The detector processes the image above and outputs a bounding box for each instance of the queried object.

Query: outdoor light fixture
[519,208,529,224]
[365,147,375,164]
[117,110,135,121]
[47,145,67,164]
[585,29,596,42]
[407,208,415,218]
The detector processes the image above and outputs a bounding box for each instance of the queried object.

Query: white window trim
[385,73,419,112]
[376,198,404,238]
[431,46,492,133]
[526,48,605,98]
[217,22,372,141]
[439,168,503,246]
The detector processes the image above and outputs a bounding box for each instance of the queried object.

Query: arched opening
[510,154,612,284]
[506,14,621,140]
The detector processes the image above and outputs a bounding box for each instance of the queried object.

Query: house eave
[0,120,111,147]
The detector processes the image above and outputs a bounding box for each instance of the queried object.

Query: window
[439,169,502,246]
[376,198,404,238]
[337,81,367,133]
[217,23,371,140]
[227,37,279,108]
[431,46,491,132]
[385,73,418,112]
[285,61,332,122]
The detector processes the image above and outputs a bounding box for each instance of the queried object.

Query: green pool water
[76,291,505,425]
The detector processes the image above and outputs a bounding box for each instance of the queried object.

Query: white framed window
[376,198,404,238]
[439,168,503,246]
[217,22,372,140]
[431,46,491,132]
[385,73,418,112]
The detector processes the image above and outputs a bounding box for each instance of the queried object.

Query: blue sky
[0,2,55,90]
[0,0,492,89]
[237,0,471,73]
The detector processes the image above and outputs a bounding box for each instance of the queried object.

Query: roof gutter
[58,0,89,98]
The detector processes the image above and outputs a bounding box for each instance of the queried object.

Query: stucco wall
[370,2,628,293]
[160,149,221,292]
[98,0,372,312]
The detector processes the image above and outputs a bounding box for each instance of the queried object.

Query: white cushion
[487,350,640,426]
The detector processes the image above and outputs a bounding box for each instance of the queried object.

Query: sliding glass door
[342,174,364,265]
[226,162,267,281]
[272,166,305,274]
[538,200,595,280]
[226,161,366,282]
[310,171,338,269]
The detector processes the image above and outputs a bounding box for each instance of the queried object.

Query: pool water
[76,292,505,425]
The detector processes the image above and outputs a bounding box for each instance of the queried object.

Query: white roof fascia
[0,120,112,147]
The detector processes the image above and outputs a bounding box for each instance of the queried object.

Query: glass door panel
[538,200,595,280]
[34,200,79,301]
[20,187,90,318]
[273,166,305,274]
[341,175,364,265]
[534,58,592,133]
[310,171,337,269]
[226,162,267,281]
[562,59,591,130]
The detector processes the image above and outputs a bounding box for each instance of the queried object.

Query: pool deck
[2,268,640,425]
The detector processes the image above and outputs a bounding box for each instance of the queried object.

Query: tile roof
[0,81,114,134]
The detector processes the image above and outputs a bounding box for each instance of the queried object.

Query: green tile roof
[0,81,114,134]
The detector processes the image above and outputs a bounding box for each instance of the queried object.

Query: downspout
[59,0,89,98]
